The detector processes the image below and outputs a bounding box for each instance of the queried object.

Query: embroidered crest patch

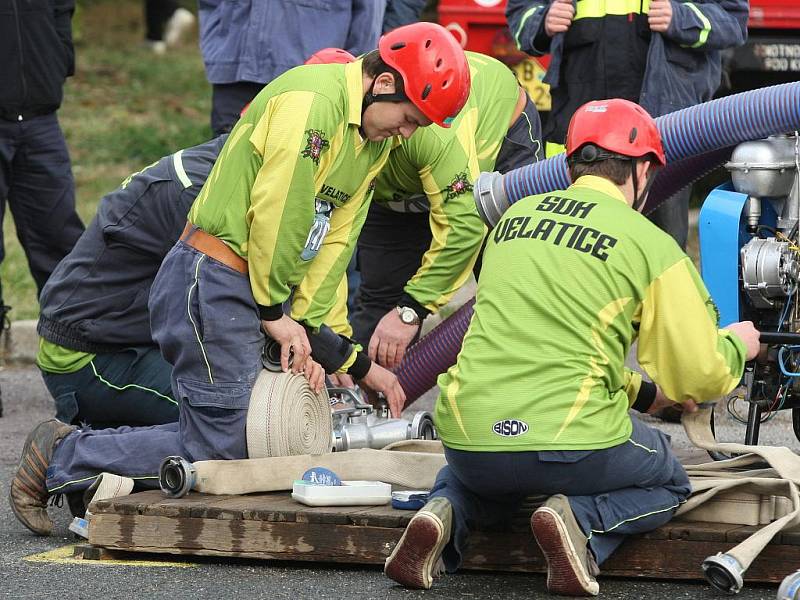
[445,172,474,202]
[301,129,329,165]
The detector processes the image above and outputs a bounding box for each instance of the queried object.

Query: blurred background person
[0,0,85,319]
[198,0,427,136]
[143,0,196,54]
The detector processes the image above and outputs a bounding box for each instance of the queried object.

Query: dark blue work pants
[0,113,84,296]
[41,346,177,429]
[431,417,691,571]
[46,241,264,494]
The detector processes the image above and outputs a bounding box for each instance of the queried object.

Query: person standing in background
[506,0,748,250]
[198,0,428,136]
[0,0,85,324]
[143,1,196,54]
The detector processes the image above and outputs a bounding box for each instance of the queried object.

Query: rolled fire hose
[246,369,332,459]
[681,406,800,594]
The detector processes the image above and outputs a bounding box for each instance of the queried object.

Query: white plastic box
[291,480,392,506]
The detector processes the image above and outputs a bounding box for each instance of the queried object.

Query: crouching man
[384,99,760,596]
[9,22,471,537]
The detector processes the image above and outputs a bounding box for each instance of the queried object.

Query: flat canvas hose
[681,406,800,593]
[246,369,332,459]
[159,441,446,497]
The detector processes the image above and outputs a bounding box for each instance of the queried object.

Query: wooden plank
[665,521,742,542]
[89,513,401,561]
[88,512,800,583]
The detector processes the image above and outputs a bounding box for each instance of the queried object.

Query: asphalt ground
[0,364,794,600]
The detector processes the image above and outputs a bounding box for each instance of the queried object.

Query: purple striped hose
[476,82,800,226]
[394,298,474,409]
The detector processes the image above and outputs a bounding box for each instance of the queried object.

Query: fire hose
[682,406,800,594]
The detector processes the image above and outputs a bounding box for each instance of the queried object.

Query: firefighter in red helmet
[9,23,471,538]
[384,99,759,596]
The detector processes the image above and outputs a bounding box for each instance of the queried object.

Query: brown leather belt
[180,222,248,274]
[508,87,528,130]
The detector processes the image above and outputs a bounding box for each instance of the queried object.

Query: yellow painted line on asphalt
[24,544,197,568]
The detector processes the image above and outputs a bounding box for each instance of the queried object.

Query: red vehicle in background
[437,0,800,117]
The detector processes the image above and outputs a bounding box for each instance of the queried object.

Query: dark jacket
[0,0,75,119]
[507,0,749,120]
[37,135,228,354]
[383,0,427,33]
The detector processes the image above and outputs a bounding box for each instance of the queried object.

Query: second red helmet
[378,22,470,128]
[566,99,666,166]
[305,48,357,65]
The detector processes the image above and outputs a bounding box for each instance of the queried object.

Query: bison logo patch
[492,419,529,437]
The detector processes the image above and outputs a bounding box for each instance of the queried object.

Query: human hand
[544,0,575,37]
[359,362,406,418]
[648,0,673,33]
[646,385,702,415]
[724,321,761,360]
[261,315,312,374]
[328,372,355,388]
[368,309,420,369]
[302,358,325,394]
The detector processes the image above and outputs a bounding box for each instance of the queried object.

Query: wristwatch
[396,305,421,326]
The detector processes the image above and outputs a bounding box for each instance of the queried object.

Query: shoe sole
[532,507,599,596]
[384,512,446,589]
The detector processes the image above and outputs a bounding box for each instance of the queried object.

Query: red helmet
[305,48,356,65]
[566,99,665,166]
[378,22,470,128]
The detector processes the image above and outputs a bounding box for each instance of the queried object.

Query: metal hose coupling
[474,170,509,227]
[159,456,197,498]
[330,387,438,451]
[702,552,745,594]
[778,569,800,599]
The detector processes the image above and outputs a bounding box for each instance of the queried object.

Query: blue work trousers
[46,241,265,494]
[432,417,691,571]
[41,346,176,429]
[0,113,83,295]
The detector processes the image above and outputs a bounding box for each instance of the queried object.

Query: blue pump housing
[699,183,779,326]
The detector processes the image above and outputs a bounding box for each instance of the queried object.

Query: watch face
[398,307,416,324]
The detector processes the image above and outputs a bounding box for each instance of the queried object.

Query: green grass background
[3,0,209,320]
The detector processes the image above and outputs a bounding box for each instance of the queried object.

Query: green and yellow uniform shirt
[372,52,527,314]
[37,340,94,374]
[436,176,747,452]
[190,60,396,330]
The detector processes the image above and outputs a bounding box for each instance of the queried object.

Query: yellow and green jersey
[372,51,526,313]
[436,176,747,452]
[189,60,396,329]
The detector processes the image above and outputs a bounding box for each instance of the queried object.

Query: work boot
[531,495,600,597]
[384,496,452,589]
[9,419,76,535]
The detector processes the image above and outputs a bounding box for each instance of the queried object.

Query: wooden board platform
[87,490,800,582]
